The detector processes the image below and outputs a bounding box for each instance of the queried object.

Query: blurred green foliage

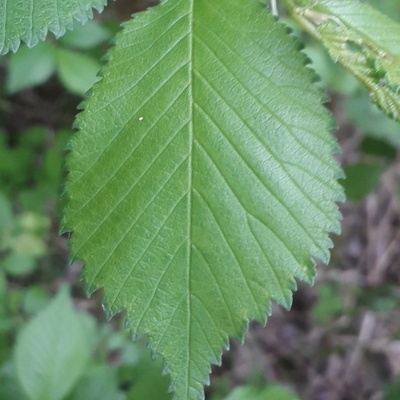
[312,283,343,324]
[1,206,49,276]
[1,1,400,399]
[5,20,111,96]
[0,127,70,213]
[219,385,299,400]
[0,285,174,400]
[341,163,386,202]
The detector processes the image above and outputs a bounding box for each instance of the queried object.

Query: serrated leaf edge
[0,0,109,55]
[62,2,344,399]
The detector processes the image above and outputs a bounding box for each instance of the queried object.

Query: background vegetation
[1,1,400,399]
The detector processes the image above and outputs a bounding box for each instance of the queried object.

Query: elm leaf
[0,0,107,54]
[64,0,342,398]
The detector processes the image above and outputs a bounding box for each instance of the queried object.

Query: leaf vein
[194,134,300,266]
[153,294,187,355]
[194,81,330,256]
[108,192,189,311]
[245,214,289,305]
[193,188,261,315]
[84,153,189,293]
[69,85,190,216]
[192,244,239,332]
[136,240,187,331]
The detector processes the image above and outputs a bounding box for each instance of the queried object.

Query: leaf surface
[64,0,342,398]
[56,48,101,96]
[0,0,107,54]
[6,42,56,93]
[14,287,93,400]
[224,385,299,400]
[283,0,400,120]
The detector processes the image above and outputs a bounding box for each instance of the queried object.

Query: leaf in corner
[14,286,94,400]
[56,48,101,96]
[284,0,400,120]
[64,0,342,399]
[60,20,111,49]
[67,366,126,400]
[0,0,107,55]
[6,42,56,94]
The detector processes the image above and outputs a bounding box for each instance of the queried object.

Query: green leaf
[56,48,101,96]
[345,91,400,148]
[360,137,396,160]
[22,286,50,316]
[6,42,56,93]
[0,0,107,55]
[67,366,126,400]
[302,42,359,95]
[1,211,49,276]
[223,385,299,400]
[64,0,342,399]
[0,191,12,233]
[1,252,37,276]
[60,20,111,49]
[14,287,92,400]
[0,270,6,319]
[366,0,400,17]
[282,0,400,121]
[0,363,29,400]
[342,162,385,201]
[126,347,173,400]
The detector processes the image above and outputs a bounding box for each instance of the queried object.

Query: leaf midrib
[186,0,194,397]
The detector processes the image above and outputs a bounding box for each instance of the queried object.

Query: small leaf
[14,287,93,400]
[0,0,107,55]
[67,366,126,400]
[1,252,37,276]
[126,347,173,400]
[345,91,400,148]
[303,42,359,95]
[223,385,299,400]
[342,162,385,201]
[22,286,50,316]
[6,42,56,93]
[56,48,101,96]
[283,0,400,120]
[60,20,111,49]
[65,0,342,398]
[360,137,396,160]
